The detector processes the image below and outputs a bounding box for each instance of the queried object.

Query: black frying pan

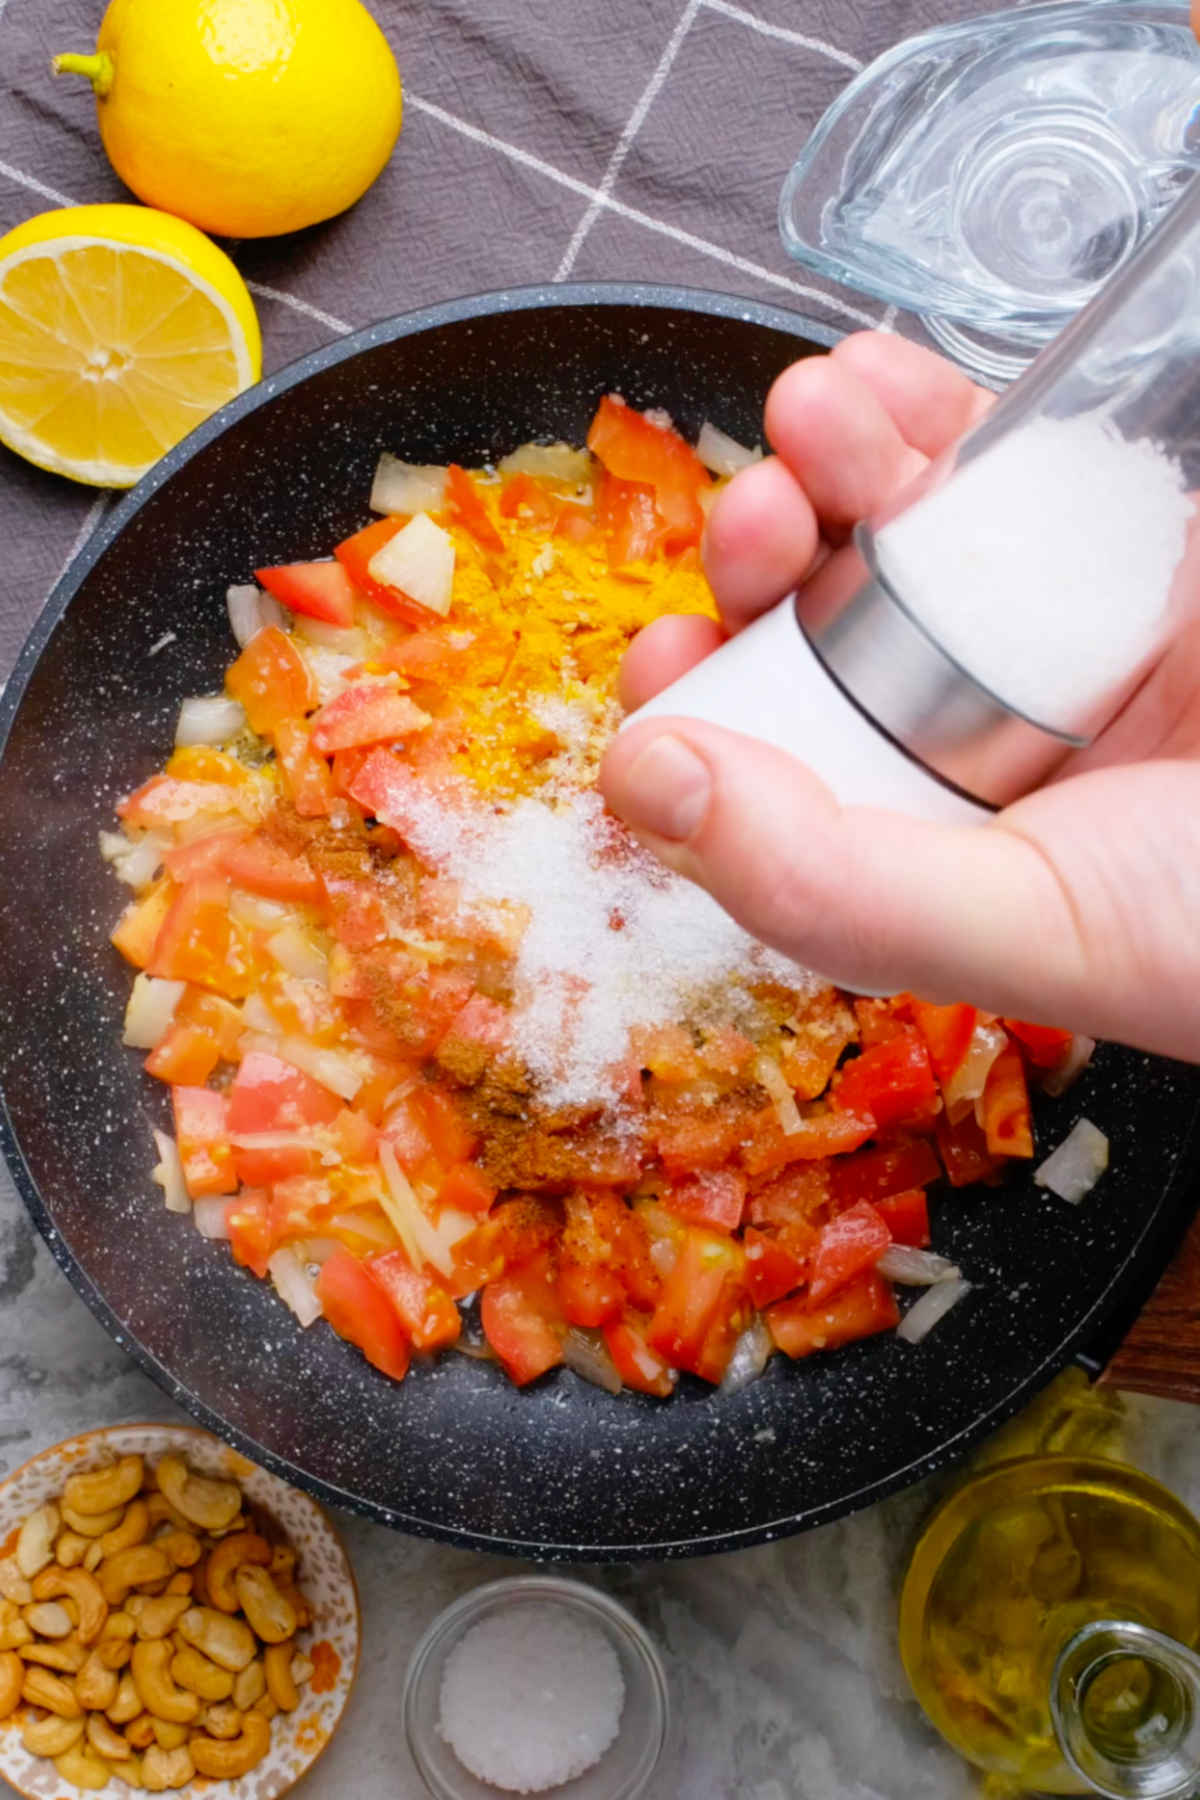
[0,285,1197,1560]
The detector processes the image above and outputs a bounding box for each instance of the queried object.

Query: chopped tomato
[603,1316,676,1397]
[380,628,470,682]
[255,560,357,628]
[911,1001,978,1089]
[163,830,248,883]
[226,626,316,737]
[229,1050,342,1134]
[596,472,663,565]
[557,1260,623,1329]
[808,1200,891,1305]
[746,1162,827,1257]
[767,1271,899,1359]
[662,1169,746,1234]
[587,395,710,547]
[226,1188,274,1278]
[875,1188,931,1248]
[220,836,323,907]
[936,1112,1003,1187]
[335,517,440,624]
[111,880,174,969]
[437,1163,495,1216]
[144,1023,221,1086]
[1004,1019,1074,1069]
[741,1105,874,1175]
[632,1023,703,1083]
[655,1108,750,1174]
[330,1107,377,1166]
[554,505,596,545]
[268,1173,333,1245]
[498,472,559,528]
[367,1250,461,1351]
[647,1229,743,1374]
[310,684,431,755]
[149,877,240,996]
[834,1031,938,1132]
[171,1086,236,1197]
[317,1249,411,1381]
[743,1227,807,1309]
[176,989,243,1061]
[274,719,336,818]
[829,1140,940,1210]
[853,998,911,1046]
[445,464,505,552]
[410,1086,478,1165]
[117,775,250,833]
[481,1251,564,1386]
[980,1043,1034,1158]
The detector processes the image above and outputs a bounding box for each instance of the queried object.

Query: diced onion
[377,1143,474,1276]
[497,442,592,486]
[193,1197,231,1241]
[301,645,360,705]
[945,1020,1008,1121]
[151,1129,190,1215]
[175,695,247,748]
[719,1317,774,1393]
[229,893,291,931]
[266,924,329,985]
[239,1030,364,1100]
[268,1247,324,1327]
[230,1131,338,1168]
[1035,1117,1109,1204]
[226,584,284,648]
[328,1209,398,1248]
[367,513,455,617]
[99,829,166,889]
[696,420,762,477]
[293,615,370,655]
[1043,1036,1096,1097]
[897,1277,971,1344]
[755,1052,802,1136]
[877,1245,961,1286]
[122,974,185,1049]
[562,1328,622,1395]
[292,1236,341,1267]
[370,454,448,516]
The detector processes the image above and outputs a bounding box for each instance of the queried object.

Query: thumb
[600,717,1088,1020]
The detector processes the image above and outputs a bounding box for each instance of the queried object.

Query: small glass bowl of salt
[403,1576,669,1799]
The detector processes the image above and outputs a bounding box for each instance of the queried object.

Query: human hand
[600,333,1200,1061]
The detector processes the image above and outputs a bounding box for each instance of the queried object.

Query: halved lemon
[0,204,261,488]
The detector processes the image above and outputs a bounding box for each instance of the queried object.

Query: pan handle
[1077,1208,1200,1405]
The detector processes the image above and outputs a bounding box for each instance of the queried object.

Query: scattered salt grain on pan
[438,1602,625,1793]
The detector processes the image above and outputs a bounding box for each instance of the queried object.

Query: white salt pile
[438,1602,625,1794]
[874,414,1192,734]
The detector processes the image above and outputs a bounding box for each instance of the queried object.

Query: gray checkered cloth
[1,0,980,671]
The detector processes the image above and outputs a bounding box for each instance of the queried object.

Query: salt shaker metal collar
[634,173,1200,823]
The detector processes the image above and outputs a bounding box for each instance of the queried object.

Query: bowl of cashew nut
[0,1423,360,1797]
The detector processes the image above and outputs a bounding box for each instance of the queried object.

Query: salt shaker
[633,174,1200,825]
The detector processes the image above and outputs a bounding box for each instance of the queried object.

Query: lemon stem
[52,52,115,98]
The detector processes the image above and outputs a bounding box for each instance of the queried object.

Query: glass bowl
[403,1576,669,1799]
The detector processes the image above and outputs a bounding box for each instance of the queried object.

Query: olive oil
[900,1458,1200,1794]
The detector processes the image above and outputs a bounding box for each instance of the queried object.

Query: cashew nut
[84,1540,105,1572]
[133,1593,190,1640]
[98,1635,134,1671]
[191,1709,271,1779]
[76,1646,121,1712]
[63,1501,126,1539]
[0,1599,32,1650]
[232,1657,266,1711]
[154,1455,241,1534]
[130,1639,201,1724]
[0,1556,32,1605]
[32,1565,108,1643]
[117,1752,146,1790]
[100,1499,150,1560]
[276,1582,312,1629]
[159,1531,202,1571]
[99,1544,172,1606]
[170,1643,234,1702]
[87,1711,133,1760]
[291,1651,314,1684]
[177,1605,256,1671]
[64,1455,144,1519]
[234,1564,296,1643]
[19,1637,87,1672]
[53,1744,113,1790]
[0,1647,22,1717]
[206,1531,270,1612]
[151,1719,191,1751]
[269,1544,297,1584]
[55,1529,89,1569]
[146,1494,191,1535]
[23,1600,72,1638]
[107,1670,142,1724]
[16,1502,60,1579]
[21,1662,82,1716]
[253,1693,279,1720]
[263,1640,300,1712]
[22,1710,85,1756]
[199,1701,242,1738]
[124,1713,156,1750]
[140,1742,194,1791]
[165,1573,193,1598]
[105,1609,137,1641]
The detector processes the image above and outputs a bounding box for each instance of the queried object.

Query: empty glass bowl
[780,1,1200,382]
[403,1576,670,1799]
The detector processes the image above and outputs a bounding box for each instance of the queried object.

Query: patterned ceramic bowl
[0,1422,360,1799]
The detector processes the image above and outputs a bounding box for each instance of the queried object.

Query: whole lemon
[55,0,403,239]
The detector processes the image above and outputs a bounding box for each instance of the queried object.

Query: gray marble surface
[2,1163,1198,1800]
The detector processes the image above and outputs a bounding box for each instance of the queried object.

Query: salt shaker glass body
[636,173,1200,822]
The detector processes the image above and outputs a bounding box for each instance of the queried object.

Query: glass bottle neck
[1052,1621,1200,1799]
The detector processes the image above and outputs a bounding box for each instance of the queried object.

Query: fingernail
[620,734,712,840]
